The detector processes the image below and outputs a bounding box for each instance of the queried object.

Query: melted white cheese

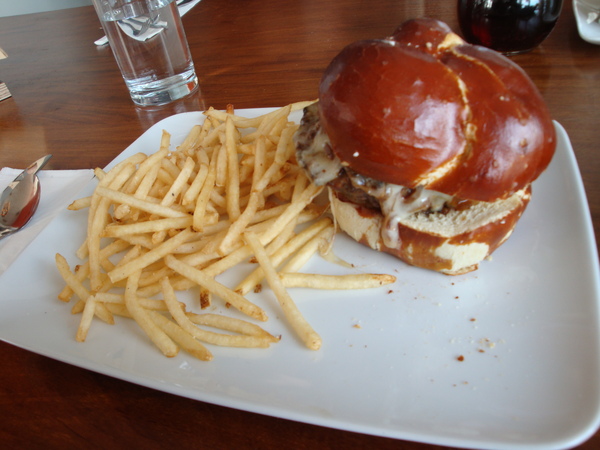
[351,180,453,248]
[298,128,343,186]
[298,124,456,248]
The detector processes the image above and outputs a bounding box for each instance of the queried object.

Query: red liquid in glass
[458,0,563,54]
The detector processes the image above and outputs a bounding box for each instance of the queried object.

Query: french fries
[243,231,321,350]
[55,102,396,361]
[279,273,396,289]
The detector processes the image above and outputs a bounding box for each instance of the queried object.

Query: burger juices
[295,18,556,275]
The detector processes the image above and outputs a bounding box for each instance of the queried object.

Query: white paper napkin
[0,168,94,275]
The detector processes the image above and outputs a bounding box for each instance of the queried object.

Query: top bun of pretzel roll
[318,18,556,202]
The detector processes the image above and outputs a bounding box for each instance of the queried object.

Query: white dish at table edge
[574,0,600,45]
[0,109,599,450]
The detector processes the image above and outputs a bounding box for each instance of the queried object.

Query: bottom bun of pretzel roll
[329,187,531,275]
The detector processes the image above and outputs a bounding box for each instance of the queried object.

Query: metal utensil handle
[25,154,52,175]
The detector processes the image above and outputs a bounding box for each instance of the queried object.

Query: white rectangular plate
[1,109,599,450]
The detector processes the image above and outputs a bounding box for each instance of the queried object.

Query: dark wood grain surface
[1,1,599,448]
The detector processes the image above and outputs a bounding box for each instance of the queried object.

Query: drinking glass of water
[457,0,563,55]
[91,0,198,106]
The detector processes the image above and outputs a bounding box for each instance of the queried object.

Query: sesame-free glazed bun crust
[319,18,556,202]
[330,187,531,275]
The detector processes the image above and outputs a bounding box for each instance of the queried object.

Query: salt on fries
[55,102,396,360]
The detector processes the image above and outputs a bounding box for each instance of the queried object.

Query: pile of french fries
[55,102,396,360]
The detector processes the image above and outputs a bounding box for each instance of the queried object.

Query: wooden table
[1,1,599,448]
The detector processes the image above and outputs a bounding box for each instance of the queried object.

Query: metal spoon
[0,155,52,240]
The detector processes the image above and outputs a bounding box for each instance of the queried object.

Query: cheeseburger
[295,18,556,275]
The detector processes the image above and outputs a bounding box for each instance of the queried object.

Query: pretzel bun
[295,18,556,274]
[329,187,531,275]
[319,18,555,202]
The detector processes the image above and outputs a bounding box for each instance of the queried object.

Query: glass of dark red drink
[457,0,563,54]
